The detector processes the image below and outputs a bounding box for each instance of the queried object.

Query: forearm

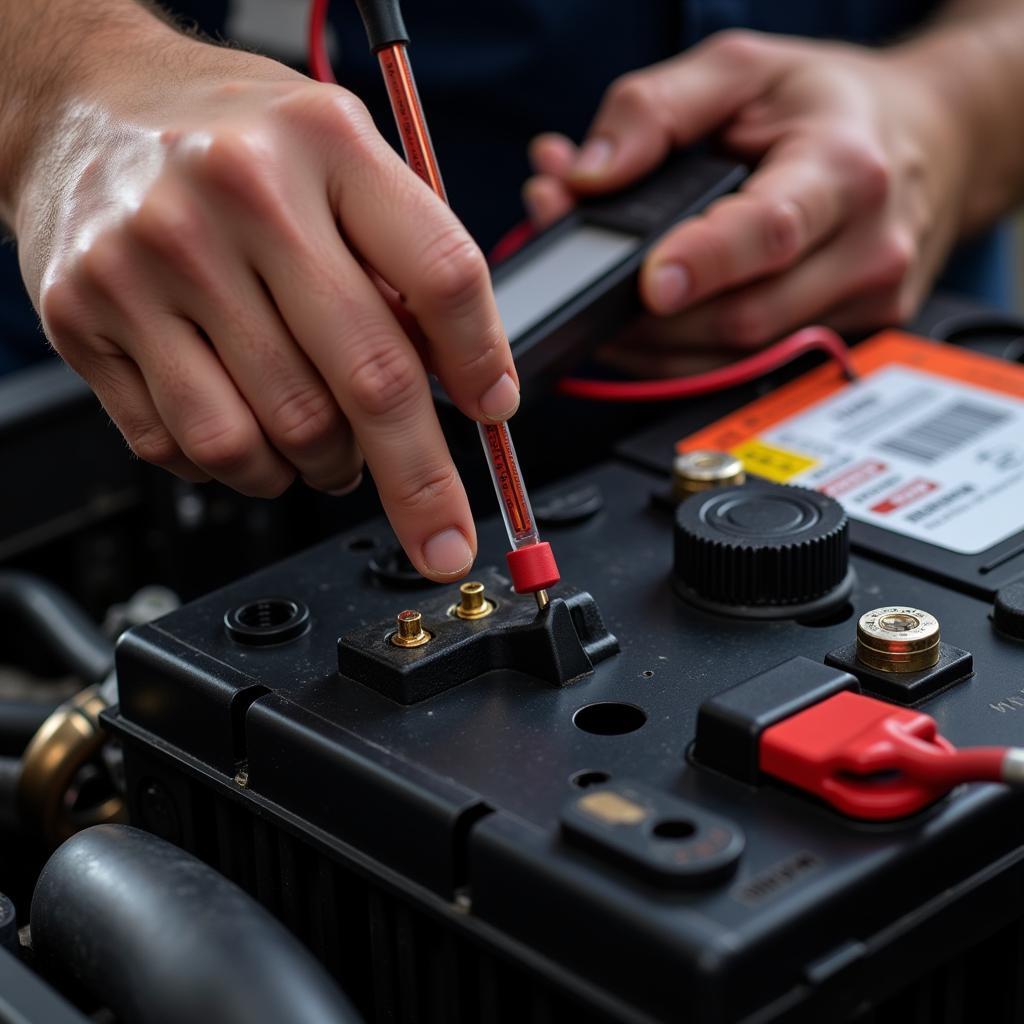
[888,0,1024,233]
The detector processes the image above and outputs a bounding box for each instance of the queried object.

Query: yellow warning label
[731,438,818,483]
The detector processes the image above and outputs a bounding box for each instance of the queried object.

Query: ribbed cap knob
[673,482,851,617]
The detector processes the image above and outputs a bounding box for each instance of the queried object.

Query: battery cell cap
[856,607,940,673]
[507,542,560,594]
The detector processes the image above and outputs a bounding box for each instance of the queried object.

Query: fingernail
[479,372,520,422]
[327,472,363,497]
[649,263,690,314]
[573,137,613,177]
[423,528,474,577]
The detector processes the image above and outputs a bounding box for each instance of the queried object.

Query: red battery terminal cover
[506,542,560,595]
[759,691,1009,821]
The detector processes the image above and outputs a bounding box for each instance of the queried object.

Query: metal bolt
[453,581,495,620]
[391,609,431,648]
[856,606,940,673]
[672,450,746,501]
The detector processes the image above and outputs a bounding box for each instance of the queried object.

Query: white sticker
[757,366,1024,554]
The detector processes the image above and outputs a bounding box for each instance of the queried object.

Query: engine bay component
[671,450,745,501]
[31,825,363,1024]
[673,481,853,618]
[17,685,124,844]
[855,605,941,673]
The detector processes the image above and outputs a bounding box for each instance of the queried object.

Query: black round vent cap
[673,482,853,619]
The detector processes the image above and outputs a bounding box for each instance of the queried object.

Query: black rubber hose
[0,571,113,684]
[0,700,59,755]
[0,757,20,831]
[31,825,364,1024]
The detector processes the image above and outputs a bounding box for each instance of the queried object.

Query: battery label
[680,332,1024,555]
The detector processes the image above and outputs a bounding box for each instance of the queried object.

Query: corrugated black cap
[674,482,850,615]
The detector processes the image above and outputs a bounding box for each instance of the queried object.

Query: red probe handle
[507,543,560,595]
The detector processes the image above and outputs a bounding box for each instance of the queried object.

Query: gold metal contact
[856,606,941,674]
[452,581,495,620]
[672,450,746,501]
[578,790,649,826]
[390,609,432,648]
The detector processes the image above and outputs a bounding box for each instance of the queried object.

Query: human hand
[12,30,519,581]
[524,30,968,373]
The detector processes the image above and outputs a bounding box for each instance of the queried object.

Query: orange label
[678,330,1024,455]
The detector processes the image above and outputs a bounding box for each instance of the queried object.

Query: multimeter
[490,151,748,385]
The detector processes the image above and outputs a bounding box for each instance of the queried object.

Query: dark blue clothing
[0,0,1012,372]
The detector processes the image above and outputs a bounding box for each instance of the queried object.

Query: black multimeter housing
[488,151,748,387]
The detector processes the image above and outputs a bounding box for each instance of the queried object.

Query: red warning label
[869,478,938,515]
[820,460,888,498]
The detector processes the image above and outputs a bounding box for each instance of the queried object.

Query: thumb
[569,30,789,193]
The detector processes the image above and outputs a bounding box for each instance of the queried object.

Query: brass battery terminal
[856,607,941,673]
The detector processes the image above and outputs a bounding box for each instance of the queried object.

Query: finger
[81,348,210,483]
[660,217,911,349]
[253,209,478,581]
[319,105,519,423]
[522,174,575,228]
[641,143,852,315]
[36,276,208,483]
[174,255,363,494]
[528,132,578,177]
[568,31,791,192]
[127,314,297,498]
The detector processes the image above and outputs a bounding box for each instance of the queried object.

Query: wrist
[1,5,206,229]
[884,23,1018,233]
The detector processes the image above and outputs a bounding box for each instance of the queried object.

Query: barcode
[876,400,1009,464]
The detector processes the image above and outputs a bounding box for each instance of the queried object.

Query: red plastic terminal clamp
[760,691,1006,821]
[506,542,560,594]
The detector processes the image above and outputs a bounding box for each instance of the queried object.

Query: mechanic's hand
[13,39,519,581]
[524,30,968,373]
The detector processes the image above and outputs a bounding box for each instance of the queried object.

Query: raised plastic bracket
[337,568,618,705]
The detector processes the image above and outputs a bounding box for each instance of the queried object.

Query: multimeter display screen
[493,224,640,342]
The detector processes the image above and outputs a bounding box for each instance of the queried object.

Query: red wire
[557,325,856,402]
[308,0,336,84]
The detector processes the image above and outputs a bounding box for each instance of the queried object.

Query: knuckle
[829,133,891,207]
[78,234,131,295]
[453,327,505,377]
[193,132,283,212]
[418,230,488,312]
[128,196,205,265]
[606,71,659,114]
[128,423,180,468]
[346,340,421,419]
[182,416,256,476]
[39,277,85,341]
[706,29,765,67]
[761,200,804,266]
[875,229,915,285]
[392,462,461,514]
[270,383,343,451]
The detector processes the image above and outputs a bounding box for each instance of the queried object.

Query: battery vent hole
[573,703,647,736]
[652,819,696,840]
[571,770,611,788]
[239,600,293,630]
[225,598,310,646]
